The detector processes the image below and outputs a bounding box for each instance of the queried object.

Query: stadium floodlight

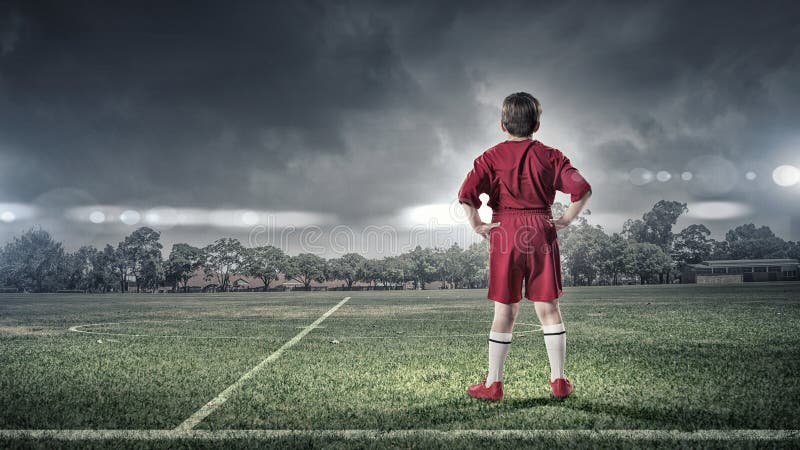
[628,168,653,186]
[89,211,106,224]
[120,210,141,225]
[772,165,799,187]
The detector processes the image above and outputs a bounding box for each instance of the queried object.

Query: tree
[672,224,713,267]
[381,256,409,288]
[63,245,98,291]
[624,242,672,284]
[724,224,787,259]
[560,223,608,286]
[90,244,118,292]
[621,201,687,283]
[112,245,130,292]
[140,257,164,292]
[601,233,628,285]
[118,227,163,292]
[204,238,245,292]
[243,245,287,291]
[404,245,438,289]
[361,258,385,288]
[643,200,688,250]
[0,227,65,292]
[710,239,731,260]
[436,243,466,289]
[623,200,688,251]
[166,243,206,293]
[786,241,800,261]
[326,253,366,288]
[461,241,489,288]
[285,253,327,288]
[622,218,647,243]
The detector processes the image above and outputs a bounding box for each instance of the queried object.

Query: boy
[458,92,592,401]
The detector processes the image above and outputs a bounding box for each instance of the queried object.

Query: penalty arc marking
[174,296,351,431]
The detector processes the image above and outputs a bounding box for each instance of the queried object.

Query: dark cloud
[1,0,799,251]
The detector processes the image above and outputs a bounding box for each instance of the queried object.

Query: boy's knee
[534,301,561,324]
[506,306,520,322]
[497,312,516,323]
[493,308,518,328]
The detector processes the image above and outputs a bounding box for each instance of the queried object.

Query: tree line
[0,227,489,293]
[556,201,800,285]
[0,200,798,293]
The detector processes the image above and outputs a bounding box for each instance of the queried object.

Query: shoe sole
[467,391,503,401]
[467,394,503,401]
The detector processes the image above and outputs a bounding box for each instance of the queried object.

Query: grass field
[0,283,799,449]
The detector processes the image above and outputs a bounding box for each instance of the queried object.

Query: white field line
[174,296,351,431]
[68,320,542,340]
[0,429,797,441]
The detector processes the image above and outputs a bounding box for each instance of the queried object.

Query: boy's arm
[462,203,501,240]
[458,154,491,210]
[551,148,592,230]
[459,154,498,239]
[550,189,591,230]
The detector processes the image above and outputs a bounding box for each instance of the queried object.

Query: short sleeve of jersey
[554,150,592,202]
[458,154,491,209]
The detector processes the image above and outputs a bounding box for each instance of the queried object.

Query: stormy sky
[1,0,799,256]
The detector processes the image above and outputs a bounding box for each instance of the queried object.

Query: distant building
[682,259,799,284]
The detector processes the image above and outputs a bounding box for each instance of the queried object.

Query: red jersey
[458,139,591,210]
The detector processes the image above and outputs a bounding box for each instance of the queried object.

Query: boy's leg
[534,299,566,381]
[485,301,519,386]
[492,300,520,332]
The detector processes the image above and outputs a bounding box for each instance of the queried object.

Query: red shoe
[549,377,573,399]
[467,379,503,401]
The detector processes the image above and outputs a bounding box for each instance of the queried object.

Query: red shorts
[487,207,563,303]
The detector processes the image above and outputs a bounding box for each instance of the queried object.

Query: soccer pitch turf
[0,284,798,449]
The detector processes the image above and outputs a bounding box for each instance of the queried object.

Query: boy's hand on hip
[549,216,571,230]
[474,222,501,240]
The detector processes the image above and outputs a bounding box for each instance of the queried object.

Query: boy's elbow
[570,188,591,203]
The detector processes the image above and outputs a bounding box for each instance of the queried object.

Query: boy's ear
[532,121,540,133]
[500,121,507,133]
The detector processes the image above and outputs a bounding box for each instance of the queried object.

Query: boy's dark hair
[501,92,541,137]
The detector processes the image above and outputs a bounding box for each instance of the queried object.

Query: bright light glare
[0,203,35,222]
[772,165,799,187]
[686,201,753,220]
[681,171,693,181]
[89,211,105,224]
[656,171,672,182]
[120,210,141,225]
[66,206,336,228]
[405,202,492,226]
[406,204,462,226]
[745,171,757,181]
[629,168,653,186]
[241,211,259,225]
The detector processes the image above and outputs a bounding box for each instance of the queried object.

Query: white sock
[542,323,566,381]
[486,331,513,386]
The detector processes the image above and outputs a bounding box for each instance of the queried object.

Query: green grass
[0,283,799,449]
